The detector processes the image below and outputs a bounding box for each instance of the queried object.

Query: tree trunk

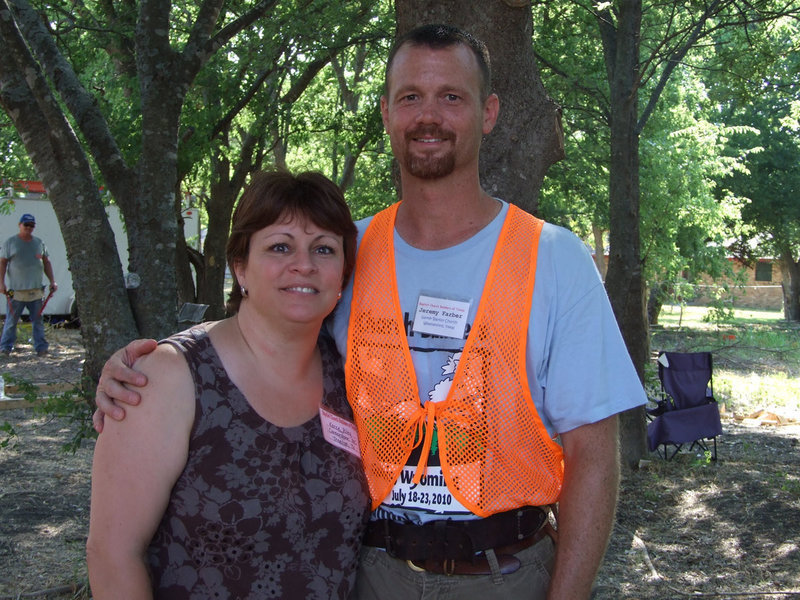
[394,0,564,212]
[647,281,673,327]
[0,1,139,383]
[199,177,239,320]
[597,0,648,468]
[195,127,266,321]
[780,249,800,321]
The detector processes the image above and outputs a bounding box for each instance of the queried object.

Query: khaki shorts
[352,535,555,600]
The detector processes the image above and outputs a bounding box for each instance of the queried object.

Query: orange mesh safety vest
[346,202,564,516]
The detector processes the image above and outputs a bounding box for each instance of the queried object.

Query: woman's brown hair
[226,170,357,314]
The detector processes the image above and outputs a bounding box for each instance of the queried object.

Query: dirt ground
[1,327,92,599]
[1,327,799,599]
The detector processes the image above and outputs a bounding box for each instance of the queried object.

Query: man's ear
[380,96,390,133]
[482,93,500,135]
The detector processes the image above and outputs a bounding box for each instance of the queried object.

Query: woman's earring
[241,285,249,298]
[337,291,342,300]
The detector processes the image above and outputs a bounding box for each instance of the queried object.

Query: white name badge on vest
[319,406,361,458]
[412,293,471,339]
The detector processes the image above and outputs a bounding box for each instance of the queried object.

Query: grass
[655,304,786,328]
[650,304,800,420]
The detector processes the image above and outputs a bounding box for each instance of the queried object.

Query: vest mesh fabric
[346,203,564,516]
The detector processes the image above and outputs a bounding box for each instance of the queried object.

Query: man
[94,25,646,599]
[0,213,57,356]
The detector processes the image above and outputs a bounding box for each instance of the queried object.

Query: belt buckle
[406,559,458,576]
[406,559,426,572]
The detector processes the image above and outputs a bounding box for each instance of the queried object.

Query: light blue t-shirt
[1,235,48,291]
[330,200,646,522]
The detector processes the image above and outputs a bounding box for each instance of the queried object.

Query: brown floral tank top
[146,326,370,599]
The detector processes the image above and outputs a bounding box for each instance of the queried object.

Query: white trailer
[2,183,204,319]
[1,188,129,318]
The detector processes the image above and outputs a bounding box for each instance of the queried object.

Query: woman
[87,170,369,599]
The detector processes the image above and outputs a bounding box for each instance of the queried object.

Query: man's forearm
[0,259,8,288]
[43,260,56,285]
[547,415,620,600]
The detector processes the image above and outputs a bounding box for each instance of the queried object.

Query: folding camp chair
[647,351,723,460]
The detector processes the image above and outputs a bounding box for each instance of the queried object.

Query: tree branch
[6,0,137,194]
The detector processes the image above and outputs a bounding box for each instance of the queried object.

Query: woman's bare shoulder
[124,342,194,421]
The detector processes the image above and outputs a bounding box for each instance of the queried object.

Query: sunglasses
[22,223,35,228]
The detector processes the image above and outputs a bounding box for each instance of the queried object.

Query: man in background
[0,213,57,356]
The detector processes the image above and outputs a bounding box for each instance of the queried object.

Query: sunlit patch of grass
[714,370,800,419]
[656,305,785,328]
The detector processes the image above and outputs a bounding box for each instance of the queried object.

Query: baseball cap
[19,214,36,224]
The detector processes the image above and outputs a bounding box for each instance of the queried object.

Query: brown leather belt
[405,522,555,575]
[363,506,555,576]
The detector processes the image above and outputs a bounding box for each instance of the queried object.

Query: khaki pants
[351,535,555,600]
